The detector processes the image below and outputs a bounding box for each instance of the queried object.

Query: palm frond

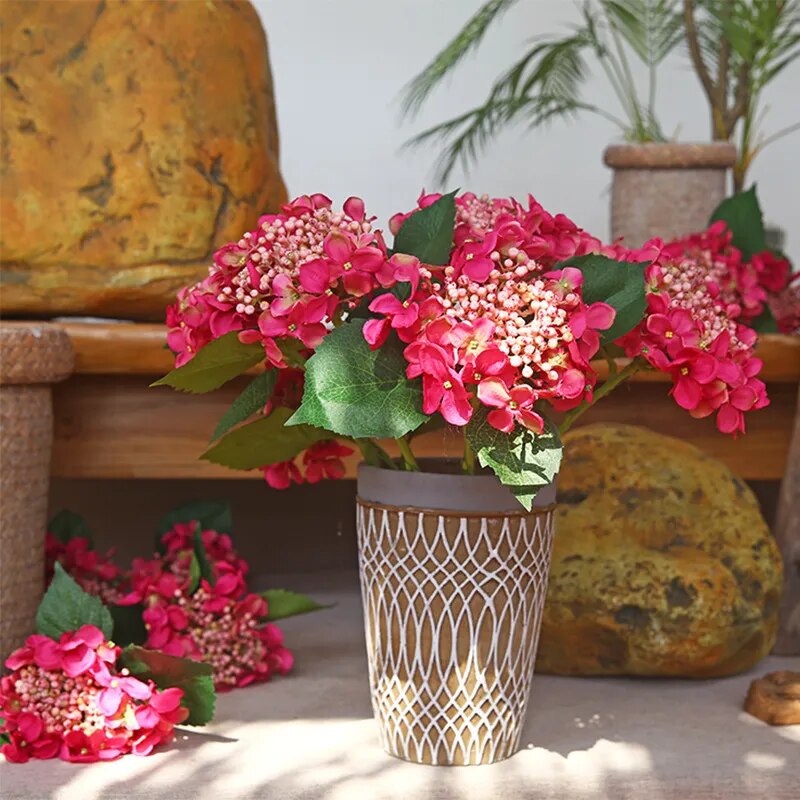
[404,31,597,182]
[401,0,523,117]
[602,0,683,65]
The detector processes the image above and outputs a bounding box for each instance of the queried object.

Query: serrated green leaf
[156,501,233,539]
[36,563,114,641]
[118,646,215,726]
[555,253,647,343]
[109,603,147,647]
[211,371,277,441]
[288,320,428,439]
[261,589,331,621]
[393,191,457,265]
[151,331,265,394]
[48,509,93,547]
[710,186,767,260]
[466,408,562,511]
[202,407,329,471]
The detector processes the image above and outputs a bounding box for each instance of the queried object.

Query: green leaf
[0,719,9,746]
[554,253,647,343]
[156,501,233,538]
[750,304,779,333]
[211,371,277,441]
[202,406,329,471]
[118,646,215,726]
[36,563,114,641]
[288,320,428,439]
[393,191,457,266]
[192,524,214,585]
[465,408,562,511]
[48,509,93,546]
[151,331,265,394]
[188,552,202,595]
[109,603,147,647]
[710,186,767,260]
[261,589,331,621]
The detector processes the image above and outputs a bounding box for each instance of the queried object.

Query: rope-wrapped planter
[0,322,74,659]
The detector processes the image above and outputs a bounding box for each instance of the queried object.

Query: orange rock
[0,0,287,320]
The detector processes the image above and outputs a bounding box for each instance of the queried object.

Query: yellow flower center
[343,261,352,271]
[665,331,674,338]
[443,380,452,390]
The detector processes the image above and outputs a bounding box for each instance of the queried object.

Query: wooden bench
[51,322,800,481]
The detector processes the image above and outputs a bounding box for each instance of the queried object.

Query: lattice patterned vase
[356,464,556,766]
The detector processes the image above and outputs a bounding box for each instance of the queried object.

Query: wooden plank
[59,321,800,383]
[52,374,797,481]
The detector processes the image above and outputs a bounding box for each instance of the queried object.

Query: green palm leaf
[402,0,523,115]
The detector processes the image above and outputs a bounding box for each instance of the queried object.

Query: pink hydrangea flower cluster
[120,523,293,691]
[166,194,385,368]
[45,534,123,606]
[619,241,768,435]
[366,194,626,430]
[392,190,629,267]
[769,272,800,334]
[662,220,791,325]
[0,626,187,763]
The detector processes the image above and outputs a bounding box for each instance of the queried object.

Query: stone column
[0,322,73,659]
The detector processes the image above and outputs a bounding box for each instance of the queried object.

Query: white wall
[256,0,800,261]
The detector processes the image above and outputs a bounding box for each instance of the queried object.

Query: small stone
[745,671,800,725]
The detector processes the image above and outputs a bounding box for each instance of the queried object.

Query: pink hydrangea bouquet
[44,502,320,692]
[0,564,212,763]
[157,186,788,509]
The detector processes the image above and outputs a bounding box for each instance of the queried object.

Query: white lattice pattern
[357,501,555,765]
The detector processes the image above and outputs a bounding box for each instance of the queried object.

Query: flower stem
[462,436,476,475]
[357,439,397,470]
[558,359,643,436]
[396,436,420,472]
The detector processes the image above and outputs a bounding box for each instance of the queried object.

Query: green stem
[396,436,420,472]
[462,436,476,475]
[356,439,397,470]
[558,359,643,436]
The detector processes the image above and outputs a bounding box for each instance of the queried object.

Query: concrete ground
[2,570,798,800]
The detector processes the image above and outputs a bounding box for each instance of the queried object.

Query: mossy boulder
[0,0,287,320]
[538,424,783,677]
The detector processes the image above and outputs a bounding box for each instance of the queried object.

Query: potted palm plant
[155,187,771,764]
[402,0,798,246]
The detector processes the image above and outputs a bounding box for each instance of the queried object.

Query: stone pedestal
[0,323,74,659]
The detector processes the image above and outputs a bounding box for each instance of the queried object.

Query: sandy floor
[2,570,798,800]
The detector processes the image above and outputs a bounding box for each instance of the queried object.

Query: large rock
[0,0,287,320]
[538,424,783,677]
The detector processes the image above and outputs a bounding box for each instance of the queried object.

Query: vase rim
[604,141,737,169]
[356,461,556,513]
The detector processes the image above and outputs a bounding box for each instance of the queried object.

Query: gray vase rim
[357,461,556,513]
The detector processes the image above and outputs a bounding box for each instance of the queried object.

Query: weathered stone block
[0,0,287,319]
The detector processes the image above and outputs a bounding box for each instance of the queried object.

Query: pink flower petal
[323,231,353,264]
[477,378,511,408]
